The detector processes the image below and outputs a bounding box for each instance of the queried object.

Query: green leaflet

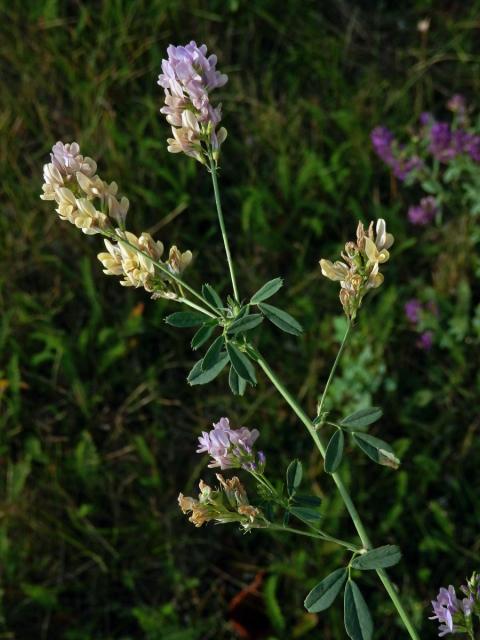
[304,568,347,613]
[351,545,401,570]
[340,407,383,430]
[352,433,400,469]
[344,580,373,640]
[228,366,247,396]
[202,335,225,371]
[187,353,229,386]
[324,429,344,473]
[227,314,264,335]
[190,324,215,350]
[202,284,224,310]
[165,312,206,328]
[226,343,257,385]
[250,277,283,304]
[286,459,303,496]
[257,302,303,336]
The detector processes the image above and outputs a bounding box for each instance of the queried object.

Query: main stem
[208,156,240,303]
[255,349,420,640]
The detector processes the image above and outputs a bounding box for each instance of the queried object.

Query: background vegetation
[1,1,480,638]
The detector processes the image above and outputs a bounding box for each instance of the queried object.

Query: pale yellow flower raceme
[41,141,193,299]
[320,218,394,318]
[178,475,267,531]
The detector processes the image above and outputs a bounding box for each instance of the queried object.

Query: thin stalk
[269,525,358,552]
[317,319,352,418]
[177,297,216,318]
[255,350,420,640]
[208,156,240,302]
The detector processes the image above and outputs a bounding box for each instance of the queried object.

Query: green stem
[255,348,420,640]
[269,525,358,552]
[317,319,352,418]
[208,156,240,302]
[177,297,216,318]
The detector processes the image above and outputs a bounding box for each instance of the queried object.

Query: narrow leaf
[251,277,284,304]
[165,312,206,328]
[290,506,322,524]
[226,343,257,385]
[187,353,229,386]
[304,568,347,613]
[227,314,264,335]
[351,545,401,571]
[344,580,373,640]
[202,335,225,371]
[258,302,303,336]
[340,407,383,430]
[291,495,322,508]
[191,324,215,350]
[202,284,224,310]
[324,429,344,473]
[353,433,400,469]
[228,366,247,396]
[286,460,303,496]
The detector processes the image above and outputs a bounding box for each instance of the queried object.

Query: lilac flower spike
[158,41,228,164]
[197,417,262,470]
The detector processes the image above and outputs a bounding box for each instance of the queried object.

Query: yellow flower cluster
[320,219,394,318]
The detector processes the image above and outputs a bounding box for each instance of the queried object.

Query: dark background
[1,1,480,638]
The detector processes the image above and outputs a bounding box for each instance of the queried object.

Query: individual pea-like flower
[196,417,265,471]
[158,41,228,164]
[53,188,108,235]
[429,582,476,637]
[178,475,267,531]
[320,219,394,319]
[166,246,193,275]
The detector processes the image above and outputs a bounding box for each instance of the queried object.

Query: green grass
[1,1,480,638]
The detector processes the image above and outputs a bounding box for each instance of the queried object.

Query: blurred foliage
[1,0,480,638]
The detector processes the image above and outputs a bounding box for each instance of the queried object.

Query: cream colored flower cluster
[178,475,267,531]
[41,141,192,298]
[320,219,394,318]
[40,141,128,234]
[98,232,192,297]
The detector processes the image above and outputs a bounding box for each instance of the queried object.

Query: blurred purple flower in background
[447,94,466,116]
[371,126,422,180]
[404,300,437,350]
[417,331,434,351]
[404,298,422,324]
[408,196,438,226]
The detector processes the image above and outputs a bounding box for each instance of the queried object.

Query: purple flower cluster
[404,298,437,351]
[158,41,228,162]
[430,585,474,636]
[197,417,265,471]
[371,126,422,180]
[408,196,438,226]
[427,122,480,163]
